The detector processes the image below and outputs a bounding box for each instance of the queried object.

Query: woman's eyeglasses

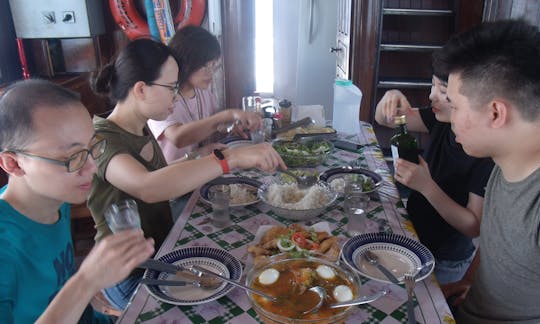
[148,81,180,98]
[8,138,107,173]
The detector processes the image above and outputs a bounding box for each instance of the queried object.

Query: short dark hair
[168,26,221,86]
[434,19,540,120]
[432,56,448,83]
[0,79,81,151]
[91,38,176,103]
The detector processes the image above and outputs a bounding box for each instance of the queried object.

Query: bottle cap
[335,79,353,86]
[278,99,291,108]
[394,115,407,125]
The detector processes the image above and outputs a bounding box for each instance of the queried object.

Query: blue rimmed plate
[200,177,262,208]
[341,232,434,283]
[319,167,383,194]
[143,247,242,305]
[220,136,253,149]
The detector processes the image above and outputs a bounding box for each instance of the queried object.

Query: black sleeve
[468,158,495,197]
[419,108,437,133]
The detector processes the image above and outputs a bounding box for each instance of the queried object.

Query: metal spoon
[363,250,400,284]
[217,119,241,134]
[138,259,222,290]
[279,168,318,189]
[303,286,388,314]
[190,265,278,301]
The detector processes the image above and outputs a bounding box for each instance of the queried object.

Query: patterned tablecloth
[117,122,455,324]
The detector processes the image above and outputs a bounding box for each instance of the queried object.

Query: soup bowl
[245,253,361,324]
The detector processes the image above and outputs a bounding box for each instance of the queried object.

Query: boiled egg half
[258,268,280,285]
[316,264,336,280]
[333,285,353,302]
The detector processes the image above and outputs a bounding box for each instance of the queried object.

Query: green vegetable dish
[345,174,376,192]
[273,140,333,167]
[279,169,319,184]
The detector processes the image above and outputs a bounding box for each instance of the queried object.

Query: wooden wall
[483,0,540,25]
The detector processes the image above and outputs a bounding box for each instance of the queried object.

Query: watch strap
[213,149,229,174]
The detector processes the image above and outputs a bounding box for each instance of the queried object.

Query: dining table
[117,121,455,324]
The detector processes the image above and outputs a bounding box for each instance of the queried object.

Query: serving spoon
[279,168,318,189]
[190,265,278,301]
[302,286,388,314]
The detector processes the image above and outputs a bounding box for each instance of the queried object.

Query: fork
[404,273,416,324]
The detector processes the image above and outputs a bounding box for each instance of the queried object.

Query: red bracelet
[213,149,230,174]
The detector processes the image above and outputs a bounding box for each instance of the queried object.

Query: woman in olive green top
[89,38,285,310]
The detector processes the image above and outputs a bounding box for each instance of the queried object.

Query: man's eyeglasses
[9,138,107,173]
[148,81,180,97]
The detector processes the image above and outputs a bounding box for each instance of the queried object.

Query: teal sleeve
[0,255,16,324]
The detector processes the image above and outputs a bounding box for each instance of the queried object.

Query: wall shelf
[377,79,432,89]
[380,44,443,51]
[370,0,459,150]
[383,8,453,16]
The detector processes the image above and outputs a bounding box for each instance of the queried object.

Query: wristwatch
[213,149,230,174]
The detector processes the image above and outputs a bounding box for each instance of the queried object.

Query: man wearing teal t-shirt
[0,80,154,323]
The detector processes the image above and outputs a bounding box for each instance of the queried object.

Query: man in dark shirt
[374,69,494,284]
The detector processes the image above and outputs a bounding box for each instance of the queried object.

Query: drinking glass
[344,180,370,236]
[104,199,141,233]
[250,127,265,144]
[242,96,257,113]
[343,181,370,212]
[346,208,367,236]
[208,185,230,227]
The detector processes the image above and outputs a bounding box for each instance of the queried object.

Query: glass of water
[104,199,141,233]
[242,96,257,113]
[208,185,230,227]
[250,127,265,144]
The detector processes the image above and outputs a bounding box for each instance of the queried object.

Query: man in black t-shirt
[374,72,494,284]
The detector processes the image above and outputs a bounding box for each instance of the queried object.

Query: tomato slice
[291,232,309,249]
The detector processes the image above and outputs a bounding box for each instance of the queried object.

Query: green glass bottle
[390,115,419,164]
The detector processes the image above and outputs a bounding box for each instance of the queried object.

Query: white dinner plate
[143,247,242,305]
[341,232,434,283]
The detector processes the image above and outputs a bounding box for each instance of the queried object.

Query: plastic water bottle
[332,79,362,135]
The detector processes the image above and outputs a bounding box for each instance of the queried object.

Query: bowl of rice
[258,180,338,220]
[200,177,261,208]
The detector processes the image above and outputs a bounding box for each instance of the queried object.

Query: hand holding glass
[104,199,141,233]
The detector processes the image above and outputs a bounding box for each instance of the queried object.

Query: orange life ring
[109,0,207,40]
